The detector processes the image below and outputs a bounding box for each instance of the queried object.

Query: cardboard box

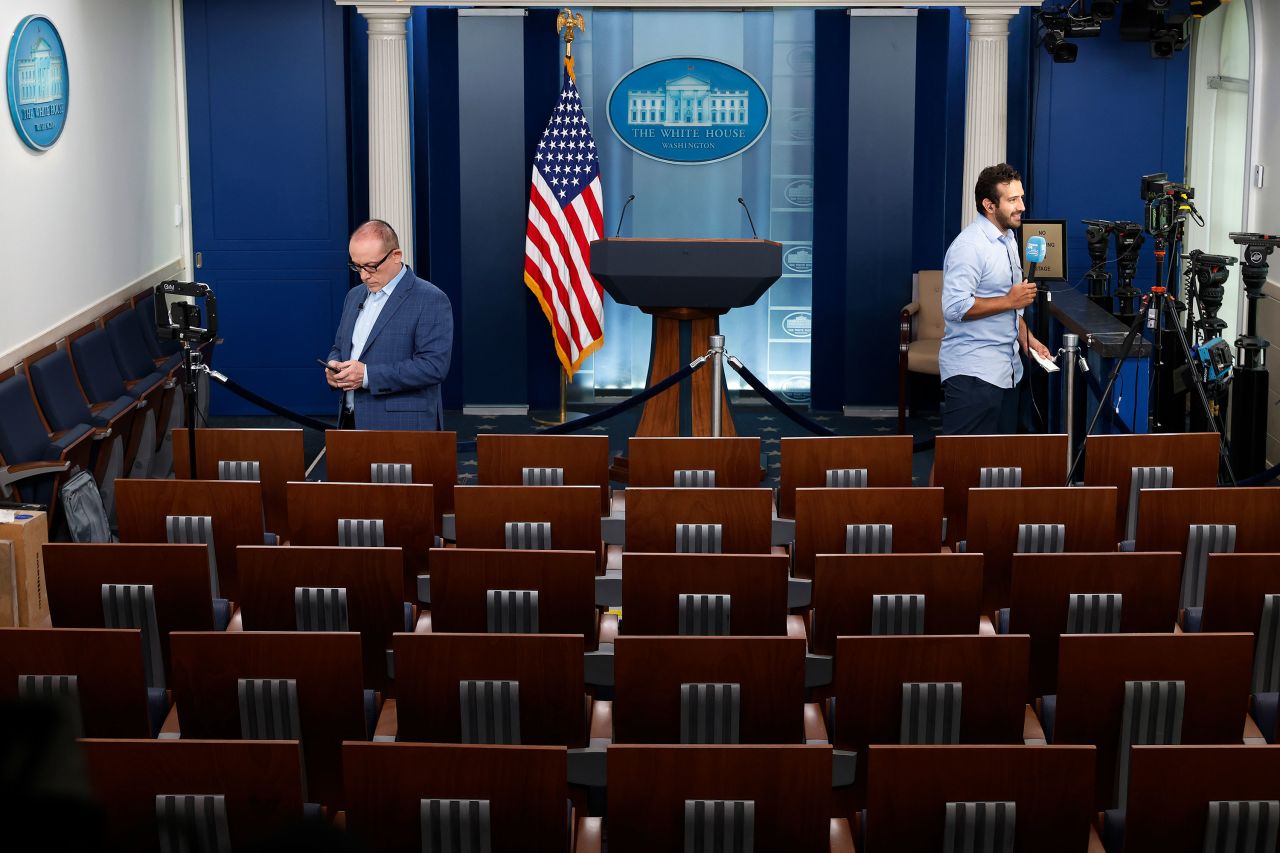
[0,540,16,626]
[0,509,49,627]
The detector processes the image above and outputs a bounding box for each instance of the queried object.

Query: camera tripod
[1067,284,1236,486]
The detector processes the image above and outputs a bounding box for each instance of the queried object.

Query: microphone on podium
[737,197,759,239]
[1024,235,1048,285]
[614,194,636,237]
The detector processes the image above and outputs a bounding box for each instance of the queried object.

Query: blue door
[184,0,350,416]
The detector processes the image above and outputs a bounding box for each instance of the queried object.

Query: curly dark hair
[974,164,1022,216]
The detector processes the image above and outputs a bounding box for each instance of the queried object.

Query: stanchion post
[1062,333,1079,478]
[709,334,725,438]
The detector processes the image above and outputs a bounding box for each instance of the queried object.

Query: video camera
[154,280,218,345]
[1141,172,1196,237]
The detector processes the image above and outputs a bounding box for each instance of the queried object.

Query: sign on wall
[607,57,769,165]
[6,15,68,151]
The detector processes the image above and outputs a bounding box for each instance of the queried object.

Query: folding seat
[286,481,436,601]
[610,635,819,745]
[1107,744,1280,853]
[777,435,913,519]
[825,634,1035,802]
[1082,432,1220,542]
[168,630,373,809]
[237,544,415,690]
[930,433,1067,547]
[325,429,457,529]
[81,739,308,851]
[172,427,305,540]
[1039,632,1255,810]
[0,369,97,524]
[45,542,224,671]
[129,292,185,371]
[0,627,163,737]
[342,742,593,853]
[68,324,172,477]
[863,744,1097,852]
[607,744,842,853]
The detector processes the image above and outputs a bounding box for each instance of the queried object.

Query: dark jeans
[942,374,1020,435]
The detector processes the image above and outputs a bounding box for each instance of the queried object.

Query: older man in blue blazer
[326,220,453,430]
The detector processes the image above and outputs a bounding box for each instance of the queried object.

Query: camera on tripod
[154,280,218,345]
[1141,172,1195,237]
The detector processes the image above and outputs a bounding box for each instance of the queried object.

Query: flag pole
[534,8,588,428]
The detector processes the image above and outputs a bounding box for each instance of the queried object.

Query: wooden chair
[453,485,603,566]
[1119,745,1280,853]
[1007,552,1182,699]
[626,437,761,487]
[80,739,306,853]
[0,627,153,737]
[1201,554,1280,634]
[342,742,590,853]
[1082,432,1221,542]
[44,543,218,683]
[809,554,985,655]
[931,433,1068,546]
[620,553,791,637]
[864,744,1098,851]
[964,486,1117,611]
[168,630,369,809]
[611,636,816,744]
[793,487,944,580]
[236,545,408,692]
[382,632,592,748]
[427,547,603,650]
[1135,488,1280,554]
[607,744,843,853]
[624,487,774,554]
[477,433,611,514]
[116,479,267,602]
[831,635,1035,808]
[778,436,914,518]
[172,427,305,540]
[1050,632,1256,809]
[898,270,944,434]
[324,429,457,526]
[284,480,436,601]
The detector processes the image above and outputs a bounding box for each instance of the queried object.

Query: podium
[589,238,782,443]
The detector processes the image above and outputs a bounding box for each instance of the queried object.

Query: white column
[960,8,1019,227]
[359,6,414,266]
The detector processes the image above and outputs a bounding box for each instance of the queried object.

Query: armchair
[897,270,944,434]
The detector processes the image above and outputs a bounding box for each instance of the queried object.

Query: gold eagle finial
[556,8,586,58]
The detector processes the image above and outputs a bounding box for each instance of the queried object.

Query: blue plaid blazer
[328,266,453,430]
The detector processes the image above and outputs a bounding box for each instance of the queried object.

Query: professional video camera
[1081,219,1115,310]
[1223,232,1279,475]
[1141,173,1197,238]
[1111,221,1145,320]
[1177,250,1236,428]
[154,280,218,344]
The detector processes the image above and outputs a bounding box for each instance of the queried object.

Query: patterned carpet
[209,403,944,487]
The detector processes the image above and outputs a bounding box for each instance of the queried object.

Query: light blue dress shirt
[938,215,1024,389]
[345,263,407,409]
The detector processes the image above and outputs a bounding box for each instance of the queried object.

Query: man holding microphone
[939,163,1053,435]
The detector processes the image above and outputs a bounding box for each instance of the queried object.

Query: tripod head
[1182,250,1235,341]
[1112,221,1144,287]
[1228,232,1279,301]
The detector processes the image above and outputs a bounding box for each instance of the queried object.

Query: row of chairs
[66,738,1280,852]
[7,622,1278,851]
[0,287,211,530]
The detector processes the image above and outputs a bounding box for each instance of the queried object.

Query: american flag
[524,58,605,377]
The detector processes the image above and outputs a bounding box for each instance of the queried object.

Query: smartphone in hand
[316,358,340,373]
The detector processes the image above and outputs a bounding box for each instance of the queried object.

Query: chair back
[916,271,945,342]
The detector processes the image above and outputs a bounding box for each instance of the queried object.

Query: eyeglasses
[348,247,396,275]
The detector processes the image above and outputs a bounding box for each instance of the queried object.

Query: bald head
[351,219,400,253]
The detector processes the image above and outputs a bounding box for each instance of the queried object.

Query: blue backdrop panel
[810,9,851,412]
[1028,21,1189,291]
[457,12,529,408]
[185,0,350,416]
[843,13,918,409]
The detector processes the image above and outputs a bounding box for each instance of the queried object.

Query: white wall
[0,0,187,366]
[1246,0,1280,464]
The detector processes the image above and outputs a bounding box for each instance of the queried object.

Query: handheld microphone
[1024,235,1048,285]
[615,194,636,237]
[737,197,759,239]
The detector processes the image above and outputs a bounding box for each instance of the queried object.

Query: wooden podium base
[609,308,736,483]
